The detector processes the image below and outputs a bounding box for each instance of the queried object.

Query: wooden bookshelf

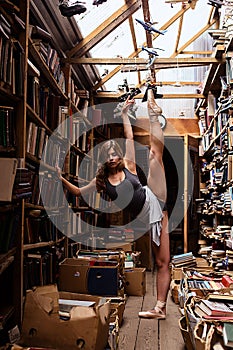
[0,1,103,337]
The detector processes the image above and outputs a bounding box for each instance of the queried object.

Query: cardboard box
[108,296,126,327]
[179,316,194,350]
[124,268,146,296]
[104,242,133,252]
[20,284,110,350]
[170,279,180,304]
[59,258,119,296]
[171,266,183,280]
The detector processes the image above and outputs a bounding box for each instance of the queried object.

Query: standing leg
[153,210,170,314]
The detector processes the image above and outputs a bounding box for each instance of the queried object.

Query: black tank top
[105,168,146,219]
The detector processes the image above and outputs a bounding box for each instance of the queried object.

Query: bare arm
[56,166,96,196]
[121,97,137,173]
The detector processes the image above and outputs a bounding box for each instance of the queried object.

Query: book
[31,25,52,42]
[223,322,233,348]
[0,158,17,201]
[198,299,233,317]
[58,299,96,310]
[221,275,233,288]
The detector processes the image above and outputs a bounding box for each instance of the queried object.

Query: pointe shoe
[138,308,166,319]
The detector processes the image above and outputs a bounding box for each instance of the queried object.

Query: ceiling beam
[124,0,141,84]
[64,57,225,65]
[181,51,212,55]
[94,91,205,99]
[66,0,141,58]
[174,9,183,53]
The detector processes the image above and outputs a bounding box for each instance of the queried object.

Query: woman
[57,87,170,319]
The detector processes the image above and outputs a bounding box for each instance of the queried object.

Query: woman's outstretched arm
[121,96,137,173]
[56,166,96,196]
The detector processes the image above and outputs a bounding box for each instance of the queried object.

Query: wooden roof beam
[66,57,224,66]
[66,0,141,58]
[174,9,184,53]
[124,0,141,85]
[95,91,204,99]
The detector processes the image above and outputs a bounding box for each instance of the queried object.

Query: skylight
[74,0,223,117]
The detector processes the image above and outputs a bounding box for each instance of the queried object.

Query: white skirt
[137,186,163,246]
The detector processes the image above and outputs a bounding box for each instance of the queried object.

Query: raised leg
[147,88,167,203]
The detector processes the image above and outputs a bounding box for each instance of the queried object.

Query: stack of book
[171,252,196,268]
[226,250,233,269]
[12,167,33,199]
[194,298,233,319]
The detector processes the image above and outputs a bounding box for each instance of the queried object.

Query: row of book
[187,275,233,291]
[26,121,48,160]
[37,170,67,208]
[30,32,65,92]
[69,151,92,179]
[0,14,25,96]
[27,118,90,165]
[30,26,86,106]
[24,209,64,245]
[23,245,64,292]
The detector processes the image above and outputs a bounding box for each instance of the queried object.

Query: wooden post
[183,134,188,253]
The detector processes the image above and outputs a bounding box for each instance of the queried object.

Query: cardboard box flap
[34,294,54,314]
[70,306,96,320]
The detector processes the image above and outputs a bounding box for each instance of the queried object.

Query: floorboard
[118,271,185,350]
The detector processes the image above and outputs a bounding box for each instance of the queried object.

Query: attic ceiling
[30,0,227,106]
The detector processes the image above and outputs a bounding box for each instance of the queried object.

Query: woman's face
[106,147,121,168]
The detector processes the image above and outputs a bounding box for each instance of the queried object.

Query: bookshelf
[0,1,105,340]
[197,35,233,269]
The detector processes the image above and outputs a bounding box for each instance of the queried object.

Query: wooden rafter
[66,0,141,58]
[174,11,184,53]
[125,0,141,85]
[181,51,212,55]
[65,57,224,66]
[94,91,204,99]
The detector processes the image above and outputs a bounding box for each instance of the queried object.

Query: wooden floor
[118,271,186,350]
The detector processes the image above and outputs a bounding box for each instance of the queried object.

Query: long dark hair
[96,140,125,192]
